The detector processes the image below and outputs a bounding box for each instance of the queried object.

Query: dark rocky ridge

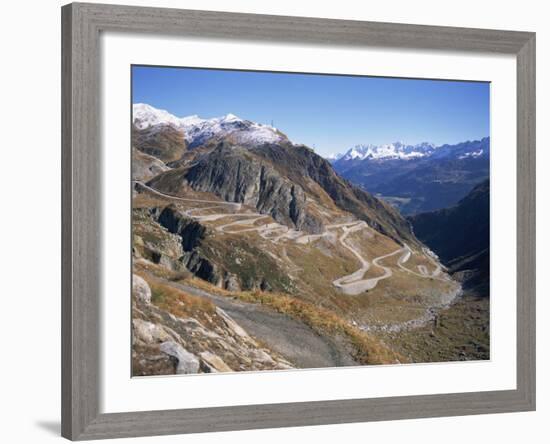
[158,205,206,252]
[155,205,221,284]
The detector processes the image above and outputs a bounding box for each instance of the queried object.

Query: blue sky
[132,65,490,157]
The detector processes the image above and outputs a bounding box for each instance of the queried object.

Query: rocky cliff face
[158,205,207,251]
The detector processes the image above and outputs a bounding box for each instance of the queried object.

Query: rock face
[182,250,221,285]
[157,205,206,251]
[154,206,222,285]
[132,209,185,271]
[133,318,172,343]
[135,203,290,291]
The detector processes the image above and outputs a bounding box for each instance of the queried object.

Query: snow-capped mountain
[133,103,183,129]
[339,141,437,161]
[428,138,490,161]
[133,103,287,148]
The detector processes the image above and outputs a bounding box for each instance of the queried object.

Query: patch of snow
[326,153,344,161]
[458,149,484,160]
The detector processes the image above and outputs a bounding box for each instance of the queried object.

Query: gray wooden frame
[61,2,536,440]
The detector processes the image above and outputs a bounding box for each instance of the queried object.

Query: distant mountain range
[334,141,439,161]
[408,179,489,296]
[330,137,490,215]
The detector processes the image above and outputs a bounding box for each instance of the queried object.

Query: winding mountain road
[136,181,448,294]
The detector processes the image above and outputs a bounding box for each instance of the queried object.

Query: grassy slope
[376,293,489,362]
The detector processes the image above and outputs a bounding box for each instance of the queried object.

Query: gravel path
[158,278,358,369]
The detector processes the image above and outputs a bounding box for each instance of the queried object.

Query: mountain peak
[222,113,241,122]
[132,103,287,149]
[133,103,182,130]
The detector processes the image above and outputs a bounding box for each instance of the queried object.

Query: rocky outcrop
[132,275,152,304]
[132,209,185,271]
[131,275,294,376]
[224,274,241,292]
[133,318,172,343]
[149,206,221,284]
[182,250,221,285]
[157,205,206,251]
[136,203,287,291]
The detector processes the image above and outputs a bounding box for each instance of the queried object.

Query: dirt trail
[397,244,448,281]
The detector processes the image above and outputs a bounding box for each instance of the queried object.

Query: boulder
[133,319,173,344]
[224,273,241,292]
[133,274,151,304]
[159,341,200,374]
[200,351,233,372]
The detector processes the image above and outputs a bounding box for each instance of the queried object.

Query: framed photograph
[61,2,536,440]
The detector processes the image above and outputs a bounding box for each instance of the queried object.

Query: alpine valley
[131,103,489,376]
